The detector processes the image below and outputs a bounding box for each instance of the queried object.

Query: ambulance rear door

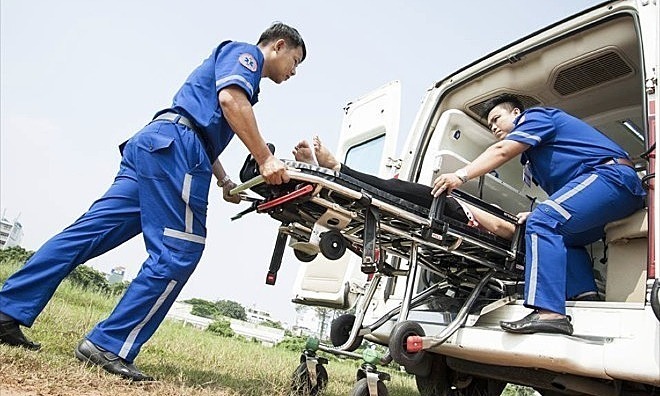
[292,80,402,309]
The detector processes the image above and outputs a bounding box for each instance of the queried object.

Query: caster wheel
[330,314,363,351]
[294,249,318,262]
[388,321,431,376]
[291,362,328,396]
[349,378,388,396]
[319,230,346,260]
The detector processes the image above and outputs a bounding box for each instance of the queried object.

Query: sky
[0,0,604,325]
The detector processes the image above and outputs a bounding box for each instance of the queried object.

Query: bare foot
[292,140,318,165]
[313,136,340,171]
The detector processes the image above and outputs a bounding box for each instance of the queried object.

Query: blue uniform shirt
[505,107,640,195]
[168,41,263,161]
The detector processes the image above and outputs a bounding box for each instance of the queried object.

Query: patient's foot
[292,140,318,165]
[312,136,341,171]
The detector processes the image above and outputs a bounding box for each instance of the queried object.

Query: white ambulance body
[293,1,659,394]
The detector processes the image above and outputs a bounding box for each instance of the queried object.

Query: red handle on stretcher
[257,184,314,212]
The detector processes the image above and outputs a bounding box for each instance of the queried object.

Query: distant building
[246,306,273,324]
[107,266,126,284]
[0,210,23,249]
[166,301,285,346]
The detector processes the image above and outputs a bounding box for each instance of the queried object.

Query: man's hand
[222,181,242,204]
[516,211,531,224]
[259,155,289,185]
[431,173,464,197]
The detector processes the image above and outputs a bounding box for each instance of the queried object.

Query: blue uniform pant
[523,165,644,314]
[0,120,211,362]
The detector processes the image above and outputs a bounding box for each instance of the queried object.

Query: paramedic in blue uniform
[432,94,645,335]
[0,22,306,380]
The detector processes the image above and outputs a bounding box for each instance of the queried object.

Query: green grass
[0,258,418,396]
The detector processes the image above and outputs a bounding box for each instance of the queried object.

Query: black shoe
[569,291,602,301]
[500,311,573,335]
[0,312,41,350]
[74,339,154,381]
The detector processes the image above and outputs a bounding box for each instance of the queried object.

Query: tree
[216,299,246,320]
[184,298,220,319]
[0,246,33,264]
[277,336,307,352]
[206,318,234,337]
[108,280,130,296]
[261,319,284,330]
[67,264,110,293]
[312,306,332,340]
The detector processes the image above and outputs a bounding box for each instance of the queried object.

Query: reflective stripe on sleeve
[215,75,254,96]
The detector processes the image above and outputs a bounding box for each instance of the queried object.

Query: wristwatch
[455,168,469,184]
[217,175,232,188]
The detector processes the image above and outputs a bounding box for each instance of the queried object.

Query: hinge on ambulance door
[385,157,402,170]
[645,71,657,95]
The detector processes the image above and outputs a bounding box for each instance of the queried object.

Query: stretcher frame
[231,161,525,357]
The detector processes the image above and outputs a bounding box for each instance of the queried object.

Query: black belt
[601,157,635,168]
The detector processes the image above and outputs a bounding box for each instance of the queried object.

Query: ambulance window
[344,134,385,175]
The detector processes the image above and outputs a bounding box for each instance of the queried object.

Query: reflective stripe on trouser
[87,122,211,362]
[523,171,644,314]
[0,121,211,363]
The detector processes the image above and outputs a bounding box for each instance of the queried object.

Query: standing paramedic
[432,94,645,336]
[0,22,306,380]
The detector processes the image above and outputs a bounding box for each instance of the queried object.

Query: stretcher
[230,160,525,370]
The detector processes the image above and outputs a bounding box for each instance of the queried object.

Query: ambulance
[292,1,660,394]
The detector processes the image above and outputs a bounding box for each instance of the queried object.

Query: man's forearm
[462,140,528,180]
[219,87,272,166]
[212,158,226,180]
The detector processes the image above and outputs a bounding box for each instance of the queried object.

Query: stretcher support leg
[399,242,419,321]
[362,205,380,274]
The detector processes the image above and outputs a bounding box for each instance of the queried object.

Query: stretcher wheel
[294,249,318,262]
[319,230,346,260]
[388,321,431,376]
[349,378,388,396]
[330,314,363,351]
[290,362,328,396]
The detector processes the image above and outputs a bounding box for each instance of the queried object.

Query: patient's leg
[312,136,341,171]
[292,138,433,206]
[292,138,513,239]
[292,138,341,171]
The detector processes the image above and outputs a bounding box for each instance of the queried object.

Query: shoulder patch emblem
[239,53,258,72]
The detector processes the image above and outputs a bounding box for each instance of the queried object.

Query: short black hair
[481,94,525,119]
[258,22,306,62]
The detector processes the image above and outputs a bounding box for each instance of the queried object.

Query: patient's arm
[466,203,515,240]
[292,137,515,239]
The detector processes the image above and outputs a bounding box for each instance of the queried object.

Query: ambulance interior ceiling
[439,13,646,159]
